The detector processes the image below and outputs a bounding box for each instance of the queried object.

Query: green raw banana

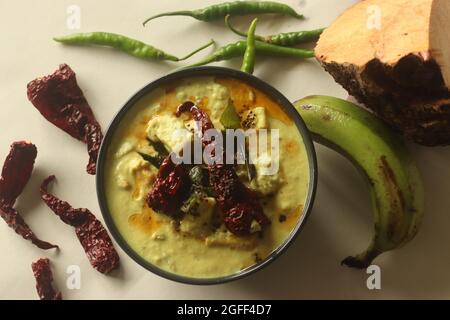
[293,95,424,269]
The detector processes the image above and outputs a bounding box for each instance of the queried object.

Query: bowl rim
[96,66,317,285]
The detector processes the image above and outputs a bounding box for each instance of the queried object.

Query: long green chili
[225,15,324,46]
[188,40,315,67]
[54,32,215,62]
[143,1,303,25]
[241,18,258,74]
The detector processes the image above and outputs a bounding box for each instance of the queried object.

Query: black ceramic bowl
[96,66,317,285]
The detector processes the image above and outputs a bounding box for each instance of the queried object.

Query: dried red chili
[147,100,215,217]
[31,258,62,300]
[146,157,191,216]
[177,101,270,235]
[176,101,214,143]
[40,175,120,274]
[0,141,58,250]
[27,64,102,175]
[0,141,37,206]
[209,164,269,235]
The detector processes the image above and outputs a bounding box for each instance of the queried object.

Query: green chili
[241,18,257,74]
[188,40,315,67]
[225,15,324,46]
[54,32,215,62]
[143,1,303,25]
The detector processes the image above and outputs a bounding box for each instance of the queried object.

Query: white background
[1,0,449,299]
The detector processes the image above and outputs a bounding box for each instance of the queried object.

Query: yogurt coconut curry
[104,76,310,278]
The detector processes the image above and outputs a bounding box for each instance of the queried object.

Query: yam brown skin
[315,0,450,146]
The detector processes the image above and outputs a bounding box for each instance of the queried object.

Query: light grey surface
[0,0,447,299]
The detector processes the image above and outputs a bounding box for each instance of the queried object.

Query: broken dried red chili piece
[27,64,102,175]
[40,175,119,273]
[0,141,37,206]
[31,258,62,300]
[0,141,58,250]
[176,102,270,236]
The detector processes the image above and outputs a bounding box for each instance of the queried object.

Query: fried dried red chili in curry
[146,101,269,236]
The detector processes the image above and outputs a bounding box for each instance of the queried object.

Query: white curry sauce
[104,77,310,278]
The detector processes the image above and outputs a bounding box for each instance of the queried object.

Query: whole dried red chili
[176,102,270,235]
[40,175,120,274]
[146,157,191,216]
[209,163,269,235]
[145,102,210,216]
[31,258,62,300]
[0,141,58,250]
[27,64,102,175]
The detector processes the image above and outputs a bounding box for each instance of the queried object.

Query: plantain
[293,95,424,269]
